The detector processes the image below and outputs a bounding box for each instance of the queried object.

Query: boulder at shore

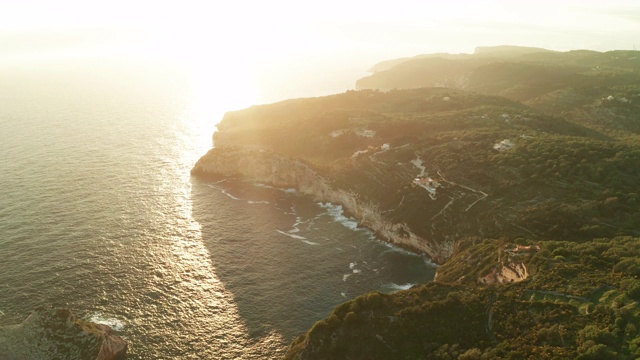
[0,307,127,360]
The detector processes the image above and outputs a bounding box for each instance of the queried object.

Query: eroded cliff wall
[192,147,454,263]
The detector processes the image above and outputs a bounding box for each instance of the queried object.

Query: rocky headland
[192,46,640,359]
[192,147,453,263]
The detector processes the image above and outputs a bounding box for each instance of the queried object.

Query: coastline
[191,146,454,264]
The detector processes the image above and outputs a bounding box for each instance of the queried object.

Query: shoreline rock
[0,307,127,360]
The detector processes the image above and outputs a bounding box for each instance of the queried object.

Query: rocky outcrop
[479,261,529,285]
[435,240,536,285]
[192,147,454,263]
[477,245,538,285]
[0,307,127,360]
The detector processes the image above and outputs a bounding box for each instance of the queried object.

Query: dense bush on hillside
[197,46,640,359]
[286,237,640,359]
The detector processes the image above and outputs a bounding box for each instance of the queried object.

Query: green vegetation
[286,237,640,359]
[214,84,640,248]
[196,46,640,358]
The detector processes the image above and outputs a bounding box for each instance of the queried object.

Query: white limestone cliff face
[192,147,454,263]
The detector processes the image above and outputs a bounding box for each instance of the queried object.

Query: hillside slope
[194,87,640,262]
[192,47,640,359]
[286,236,640,359]
[357,46,640,136]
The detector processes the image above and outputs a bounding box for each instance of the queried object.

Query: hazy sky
[2,0,639,62]
[2,0,639,104]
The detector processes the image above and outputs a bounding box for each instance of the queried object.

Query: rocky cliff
[192,83,640,266]
[0,307,127,360]
[192,147,454,263]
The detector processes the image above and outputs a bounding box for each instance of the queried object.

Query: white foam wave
[349,262,361,274]
[423,258,439,268]
[276,230,307,240]
[383,283,415,292]
[317,202,439,266]
[301,240,319,246]
[380,246,440,268]
[255,183,296,194]
[342,274,351,282]
[317,202,361,231]
[292,216,309,228]
[88,313,125,331]
[205,179,228,187]
[208,183,271,205]
[220,189,241,201]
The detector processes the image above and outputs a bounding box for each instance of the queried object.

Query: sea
[0,58,436,359]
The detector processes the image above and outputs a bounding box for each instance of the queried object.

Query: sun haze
[1,0,638,103]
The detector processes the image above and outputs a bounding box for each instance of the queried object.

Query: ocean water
[0,60,435,359]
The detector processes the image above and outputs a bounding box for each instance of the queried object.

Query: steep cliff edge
[192,147,453,263]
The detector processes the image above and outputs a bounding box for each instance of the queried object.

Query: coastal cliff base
[192,146,453,263]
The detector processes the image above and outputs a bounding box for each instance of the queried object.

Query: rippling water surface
[0,60,435,358]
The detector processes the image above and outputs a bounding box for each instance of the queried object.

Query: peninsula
[192,46,640,359]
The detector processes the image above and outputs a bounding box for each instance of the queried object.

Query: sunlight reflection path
[156,91,287,357]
